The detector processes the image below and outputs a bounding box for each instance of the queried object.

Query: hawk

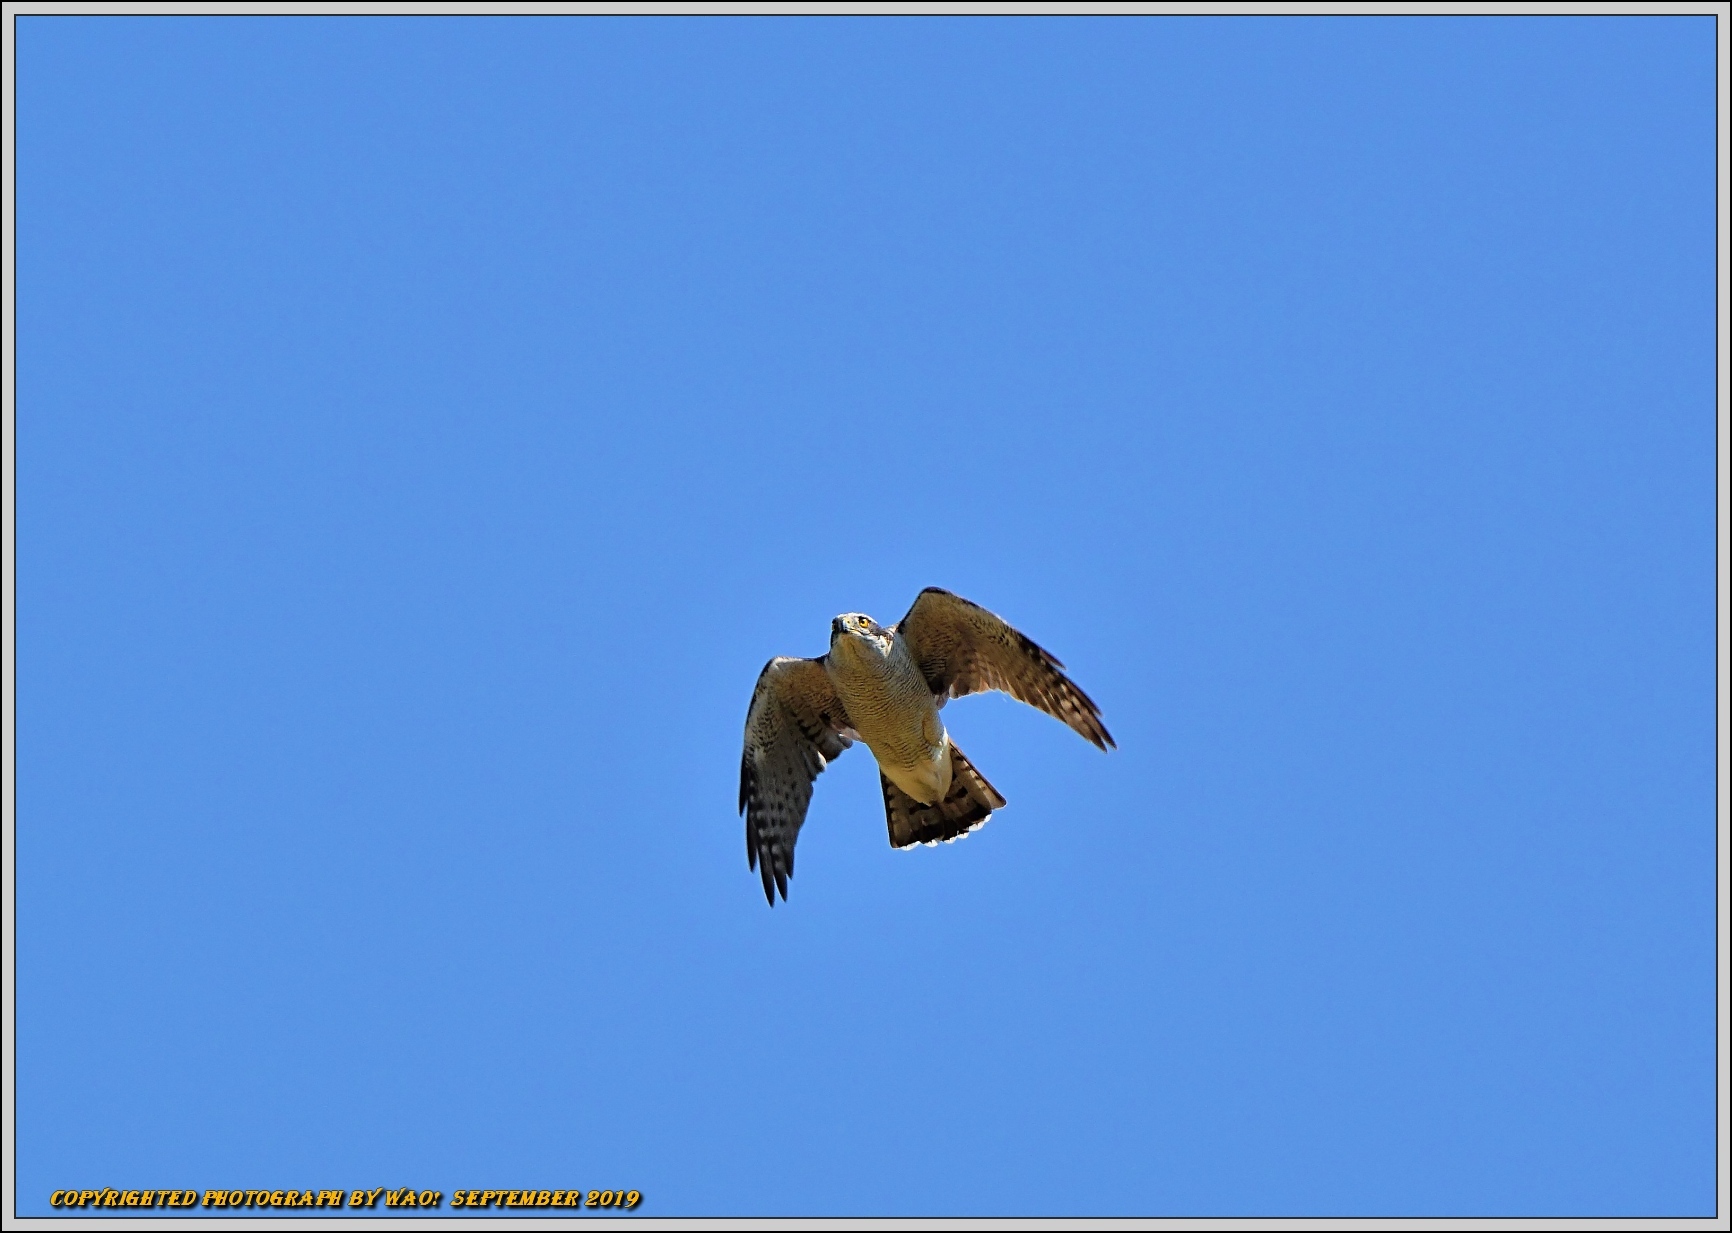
[739,587,1114,904]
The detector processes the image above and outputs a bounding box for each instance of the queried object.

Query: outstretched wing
[739,657,854,905]
[895,588,1114,750]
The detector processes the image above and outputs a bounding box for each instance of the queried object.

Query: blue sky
[15,15,1717,1218]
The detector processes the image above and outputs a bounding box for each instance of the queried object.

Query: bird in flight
[739,587,1114,904]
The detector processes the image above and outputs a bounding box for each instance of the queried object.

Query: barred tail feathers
[882,742,1008,849]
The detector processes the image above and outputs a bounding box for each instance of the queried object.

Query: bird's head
[830,612,893,656]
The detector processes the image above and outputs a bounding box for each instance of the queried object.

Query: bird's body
[739,587,1114,904]
[823,617,951,804]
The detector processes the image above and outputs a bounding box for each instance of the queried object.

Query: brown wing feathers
[739,657,853,905]
[896,587,1115,751]
[741,591,1110,904]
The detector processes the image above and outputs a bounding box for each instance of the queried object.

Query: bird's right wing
[739,657,854,904]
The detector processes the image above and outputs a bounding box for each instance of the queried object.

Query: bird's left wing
[739,657,854,905]
[895,587,1115,750]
